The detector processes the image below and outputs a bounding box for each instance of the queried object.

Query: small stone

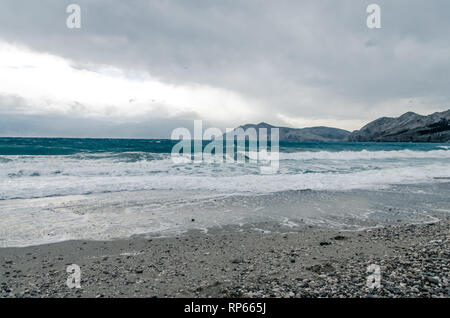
[426,276,439,285]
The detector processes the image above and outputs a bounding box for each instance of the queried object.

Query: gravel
[0,218,448,298]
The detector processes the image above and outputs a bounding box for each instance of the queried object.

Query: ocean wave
[1,148,449,180]
[242,149,450,161]
[0,156,13,163]
[1,163,449,200]
[68,152,169,162]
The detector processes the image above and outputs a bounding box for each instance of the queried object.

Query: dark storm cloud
[0,0,449,136]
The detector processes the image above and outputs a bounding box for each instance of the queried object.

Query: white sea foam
[278,149,450,160]
[0,163,449,200]
[0,149,448,200]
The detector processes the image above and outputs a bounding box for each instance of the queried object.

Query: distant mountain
[226,122,351,142]
[347,109,450,142]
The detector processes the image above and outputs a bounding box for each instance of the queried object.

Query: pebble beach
[1,217,448,298]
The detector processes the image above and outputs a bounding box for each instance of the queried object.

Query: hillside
[226,122,351,142]
[347,110,450,142]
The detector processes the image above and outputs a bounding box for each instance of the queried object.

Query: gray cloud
[0,0,449,136]
[0,113,200,138]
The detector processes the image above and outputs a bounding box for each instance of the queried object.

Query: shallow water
[1,183,449,247]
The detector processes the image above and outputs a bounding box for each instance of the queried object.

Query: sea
[1,137,449,247]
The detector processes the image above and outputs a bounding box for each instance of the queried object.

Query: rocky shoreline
[1,218,449,298]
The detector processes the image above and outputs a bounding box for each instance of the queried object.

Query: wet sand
[0,217,448,298]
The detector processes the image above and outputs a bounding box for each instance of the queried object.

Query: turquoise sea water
[0,137,448,155]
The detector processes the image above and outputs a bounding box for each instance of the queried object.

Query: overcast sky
[0,0,449,137]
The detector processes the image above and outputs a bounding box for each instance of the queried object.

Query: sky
[0,0,449,138]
